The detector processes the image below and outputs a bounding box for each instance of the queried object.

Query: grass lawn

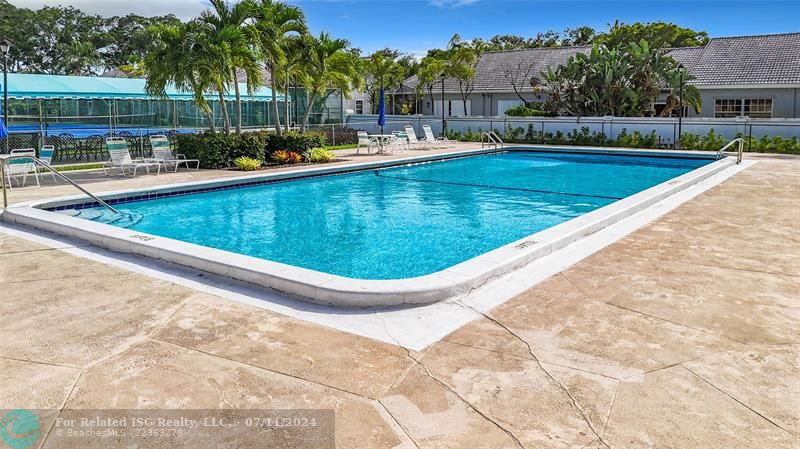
[325,144,357,151]
[49,163,105,172]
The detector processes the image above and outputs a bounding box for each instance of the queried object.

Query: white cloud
[10,0,210,19]
[429,0,479,8]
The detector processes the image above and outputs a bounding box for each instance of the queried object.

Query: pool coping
[1,146,736,307]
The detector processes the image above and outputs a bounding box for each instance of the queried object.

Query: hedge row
[446,125,666,149]
[175,131,328,169]
[446,125,800,153]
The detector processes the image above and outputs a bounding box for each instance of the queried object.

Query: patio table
[368,134,397,154]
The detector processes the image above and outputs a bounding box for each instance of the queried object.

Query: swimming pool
[86,150,708,279]
[6,146,733,306]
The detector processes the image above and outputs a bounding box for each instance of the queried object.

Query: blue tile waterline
[63,150,710,280]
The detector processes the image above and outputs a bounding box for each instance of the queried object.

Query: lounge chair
[103,137,161,177]
[38,145,58,183]
[404,126,429,150]
[4,148,39,189]
[422,125,455,148]
[149,135,199,172]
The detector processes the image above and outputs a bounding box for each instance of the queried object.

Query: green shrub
[233,156,263,171]
[741,133,800,153]
[175,131,268,169]
[615,129,659,148]
[265,131,327,156]
[307,147,335,163]
[504,103,552,117]
[450,124,800,154]
[680,128,725,151]
[567,127,609,146]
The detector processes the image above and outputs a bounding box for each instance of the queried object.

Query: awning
[2,73,286,102]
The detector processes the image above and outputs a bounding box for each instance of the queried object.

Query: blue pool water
[82,150,710,279]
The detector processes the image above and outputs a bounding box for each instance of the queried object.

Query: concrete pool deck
[0,146,798,448]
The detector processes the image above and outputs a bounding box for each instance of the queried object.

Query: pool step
[57,208,144,228]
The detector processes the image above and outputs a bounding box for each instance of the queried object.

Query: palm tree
[277,36,307,132]
[145,22,218,132]
[199,0,261,133]
[299,32,361,131]
[661,68,702,117]
[253,0,306,136]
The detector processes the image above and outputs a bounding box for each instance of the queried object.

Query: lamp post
[1,38,10,127]
[1,38,10,153]
[439,73,446,138]
[677,63,685,149]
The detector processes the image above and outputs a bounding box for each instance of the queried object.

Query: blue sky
[303,0,800,55]
[14,0,800,56]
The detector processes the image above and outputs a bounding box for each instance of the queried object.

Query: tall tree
[103,14,182,75]
[299,32,360,130]
[200,0,261,133]
[562,26,596,46]
[145,22,217,132]
[594,21,709,49]
[445,41,481,116]
[276,36,308,132]
[363,49,406,114]
[253,0,306,136]
[416,56,445,116]
[661,67,702,117]
[541,40,702,118]
[500,59,537,105]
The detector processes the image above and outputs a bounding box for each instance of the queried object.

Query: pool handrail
[1,155,120,214]
[481,131,504,149]
[717,137,744,164]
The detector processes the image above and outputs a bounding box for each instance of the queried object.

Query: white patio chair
[404,126,429,150]
[149,135,199,172]
[392,131,409,153]
[38,145,59,183]
[103,137,161,177]
[422,125,455,148]
[4,149,39,189]
[356,131,377,154]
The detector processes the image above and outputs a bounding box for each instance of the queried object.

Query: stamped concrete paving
[0,151,798,448]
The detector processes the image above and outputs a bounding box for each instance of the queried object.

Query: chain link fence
[1,128,184,165]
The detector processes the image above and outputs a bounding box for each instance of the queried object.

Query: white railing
[1,155,120,213]
[481,131,504,149]
[717,137,744,164]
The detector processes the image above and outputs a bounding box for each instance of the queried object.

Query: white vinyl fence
[345,114,800,148]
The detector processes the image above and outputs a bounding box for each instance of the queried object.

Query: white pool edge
[1,146,735,307]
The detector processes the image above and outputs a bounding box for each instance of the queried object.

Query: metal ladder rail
[488,131,504,148]
[716,137,744,164]
[481,131,504,149]
[1,155,121,214]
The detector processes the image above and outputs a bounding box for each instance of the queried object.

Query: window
[714,99,742,118]
[354,99,364,115]
[714,98,773,118]
[743,99,772,118]
[434,100,471,116]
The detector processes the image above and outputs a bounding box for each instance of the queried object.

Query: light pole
[439,73,446,138]
[677,63,685,149]
[1,38,10,152]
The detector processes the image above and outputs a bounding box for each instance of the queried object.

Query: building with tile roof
[402,32,800,118]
